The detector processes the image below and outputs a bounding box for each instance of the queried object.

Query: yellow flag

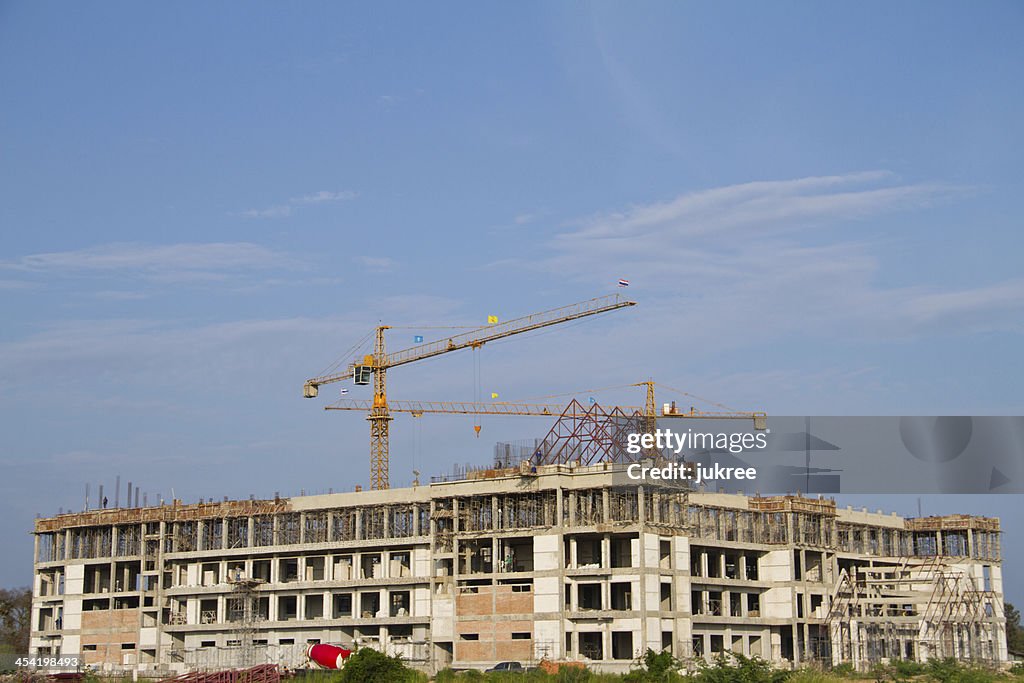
[487,315,498,324]
[491,392,499,399]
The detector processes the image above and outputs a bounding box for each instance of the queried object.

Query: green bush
[621,648,685,682]
[693,653,790,683]
[923,658,999,683]
[893,660,926,680]
[830,664,857,678]
[337,647,419,683]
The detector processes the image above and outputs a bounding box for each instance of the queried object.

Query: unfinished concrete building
[30,461,1009,675]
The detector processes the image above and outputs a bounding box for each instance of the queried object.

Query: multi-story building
[29,462,1008,674]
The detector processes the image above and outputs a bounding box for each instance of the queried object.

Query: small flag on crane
[589,396,596,405]
[491,392,499,399]
[413,335,424,343]
[487,315,499,324]
[617,278,630,287]
[340,388,349,395]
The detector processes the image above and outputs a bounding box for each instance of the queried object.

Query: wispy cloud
[239,189,358,219]
[355,255,397,272]
[3,242,298,281]
[533,172,1021,341]
[293,190,358,204]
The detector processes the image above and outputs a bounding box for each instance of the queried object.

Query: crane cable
[316,329,375,379]
[472,347,482,436]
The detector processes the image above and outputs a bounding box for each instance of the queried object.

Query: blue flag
[413,335,424,343]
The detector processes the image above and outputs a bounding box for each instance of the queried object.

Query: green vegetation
[333,647,425,683]
[1007,603,1024,654]
[427,652,1024,683]
[0,587,31,653]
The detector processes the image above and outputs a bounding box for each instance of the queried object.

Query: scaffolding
[226,577,265,669]
[825,557,1004,670]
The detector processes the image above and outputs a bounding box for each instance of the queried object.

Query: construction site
[27,295,1011,675]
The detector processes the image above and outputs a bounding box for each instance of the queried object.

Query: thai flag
[617,278,630,287]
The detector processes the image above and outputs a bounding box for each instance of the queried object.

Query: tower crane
[303,294,636,490]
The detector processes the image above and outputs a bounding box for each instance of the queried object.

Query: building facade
[30,463,1008,674]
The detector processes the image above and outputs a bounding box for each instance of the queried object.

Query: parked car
[485,661,524,672]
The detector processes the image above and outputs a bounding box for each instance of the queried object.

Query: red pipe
[306,643,353,669]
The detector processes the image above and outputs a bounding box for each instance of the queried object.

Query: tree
[1006,602,1024,653]
[0,587,31,653]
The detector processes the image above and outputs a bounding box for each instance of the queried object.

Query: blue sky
[1,2,1022,601]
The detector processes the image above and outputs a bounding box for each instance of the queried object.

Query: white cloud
[293,190,358,204]
[241,205,292,218]
[535,172,1019,341]
[240,189,357,218]
[356,255,397,272]
[4,242,297,279]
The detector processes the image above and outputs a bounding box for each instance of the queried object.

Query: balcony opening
[610,583,632,610]
[200,598,217,624]
[707,591,722,616]
[610,537,633,568]
[360,591,381,618]
[579,632,603,660]
[745,555,759,580]
[333,593,352,618]
[612,631,634,660]
[724,554,739,579]
[278,595,297,621]
[305,556,325,581]
[390,590,410,617]
[279,558,299,583]
[304,594,323,619]
[729,592,742,617]
[578,583,602,611]
[576,538,602,568]
[360,553,382,579]
[691,590,703,615]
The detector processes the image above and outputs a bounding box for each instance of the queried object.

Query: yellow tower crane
[303,294,636,490]
[323,382,765,442]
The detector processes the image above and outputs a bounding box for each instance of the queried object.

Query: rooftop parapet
[34,498,291,533]
[906,514,1000,532]
[749,494,837,516]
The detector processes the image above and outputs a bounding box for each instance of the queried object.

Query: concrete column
[637,486,645,526]
[556,488,563,528]
[355,510,362,541]
[412,505,419,537]
[602,488,610,524]
[568,491,576,527]
[222,517,228,550]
